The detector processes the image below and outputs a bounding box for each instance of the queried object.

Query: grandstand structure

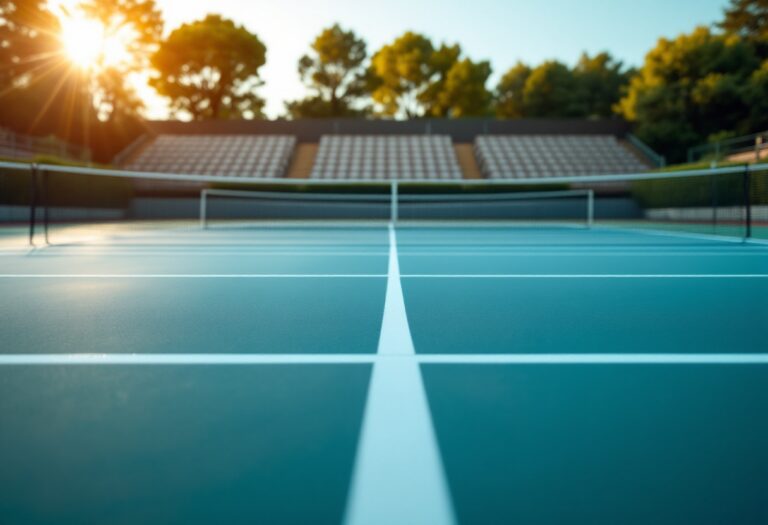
[475,135,650,179]
[117,119,658,181]
[311,135,462,180]
[126,135,296,178]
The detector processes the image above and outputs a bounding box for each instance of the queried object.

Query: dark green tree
[369,33,491,117]
[418,42,460,115]
[369,31,435,117]
[572,52,633,118]
[426,57,492,117]
[617,26,760,161]
[743,59,768,130]
[494,62,531,118]
[285,24,369,118]
[522,60,580,117]
[721,0,768,46]
[150,15,267,120]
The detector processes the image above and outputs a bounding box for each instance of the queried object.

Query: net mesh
[1,161,766,244]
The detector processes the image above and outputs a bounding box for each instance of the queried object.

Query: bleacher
[310,135,462,180]
[475,135,650,179]
[126,135,296,178]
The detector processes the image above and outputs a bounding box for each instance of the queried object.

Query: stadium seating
[475,135,649,179]
[126,135,296,178]
[310,135,462,180]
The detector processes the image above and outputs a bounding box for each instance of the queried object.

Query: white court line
[1,354,767,365]
[344,224,456,525]
[20,251,389,257]
[418,354,768,364]
[400,251,768,257]
[1,274,765,279]
[595,225,768,246]
[400,274,768,279]
[0,354,376,365]
[0,274,388,278]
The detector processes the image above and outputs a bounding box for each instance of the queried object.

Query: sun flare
[60,16,105,68]
[58,11,134,71]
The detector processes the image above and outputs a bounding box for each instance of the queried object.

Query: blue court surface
[1,223,767,525]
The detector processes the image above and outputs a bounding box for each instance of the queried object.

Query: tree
[0,0,61,86]
[522,60,580,117]
[572,52,633,118]
[150,15,267,120]
[426,58,492,117]
[617,26,760,161]
[418,42,460,115]
[743,59,768,130]
[369,33,491,118]
[285,24,369,118]
[0,0,91,138]
[369,31,435,117]
[495,62,531,118]
[721,0,768,43]
[78,0,164,121]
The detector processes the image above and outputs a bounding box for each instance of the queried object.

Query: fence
[0,128,91,163]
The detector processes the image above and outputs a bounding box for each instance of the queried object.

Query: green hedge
[0,170,133,208]
[632,172,749,209]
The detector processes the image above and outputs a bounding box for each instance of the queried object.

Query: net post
[391,180,399,224]
[586,189,595,229]
[28,163,38,246]
[743,164,752,239]
[42,169,49,245]
[199,188,208,230]
[710,173,719,233]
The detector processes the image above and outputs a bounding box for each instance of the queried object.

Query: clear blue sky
[148,0,729,118]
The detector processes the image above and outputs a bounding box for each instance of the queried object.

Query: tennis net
[0,160,766,244]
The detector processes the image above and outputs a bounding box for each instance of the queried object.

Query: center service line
[343,224,456,525]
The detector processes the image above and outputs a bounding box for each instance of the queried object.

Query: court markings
[1,274,766,279]
[2,354,767,365]
[344,224,456,525]
[0,274,388,278]
[400,251,768,256]
[400,274,768,279]
[594,224,768,246]
[2,224,767,525]
[18,251,390,257]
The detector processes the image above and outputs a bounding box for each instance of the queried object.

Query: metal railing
[627,134,666,168]
[687,130,768,165]
[0,129,91,163]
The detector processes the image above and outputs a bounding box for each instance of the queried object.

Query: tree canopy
[572,53,633,118]
[494,62,531,118]
[368,31,435,117]
[78,0,164,121]
[4,3,768,164]
[721,0,768,45]
[495,53,631,119]
[426,58,493,117]
[0,1,91,141]
[0,0,60,85]
[150,14,266,120]
[616,26,764,161]
[285,24,369,118]
[368,33,492,118]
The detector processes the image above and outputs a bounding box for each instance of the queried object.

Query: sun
[57,10,134,71]
[60,16,105,69]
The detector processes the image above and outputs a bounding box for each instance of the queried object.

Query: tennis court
[1,218,767,525]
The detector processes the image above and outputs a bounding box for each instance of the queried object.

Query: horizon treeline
[1,0,767,162]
